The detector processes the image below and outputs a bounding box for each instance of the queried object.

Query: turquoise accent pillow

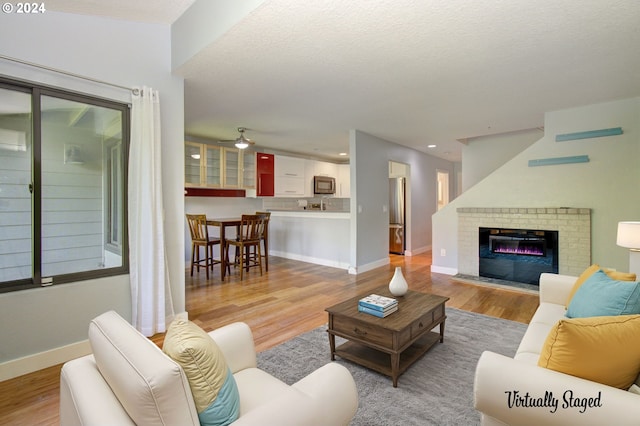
[566,269,640,318]
[199,368,240,426]
[162,320,240,426]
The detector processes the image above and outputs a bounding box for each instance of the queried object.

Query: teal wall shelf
[528,155,590,167]
[556,127,623,142]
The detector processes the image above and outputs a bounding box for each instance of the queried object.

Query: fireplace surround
[457,207,591,285]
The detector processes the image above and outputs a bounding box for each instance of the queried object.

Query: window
[0,79,129,292]
[105,141,123,257]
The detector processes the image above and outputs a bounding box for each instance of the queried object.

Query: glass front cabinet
[223,147,239,188]
[205,145,222,186]
[242,150,256,189]
[185,141,256,191]
[185,142,204,187]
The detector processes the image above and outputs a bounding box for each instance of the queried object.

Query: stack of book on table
[358,294,398,318]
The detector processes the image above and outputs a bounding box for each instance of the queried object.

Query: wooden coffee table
[326,286,449,387]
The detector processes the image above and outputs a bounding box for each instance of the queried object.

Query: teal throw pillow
[163,320,240,426]
[566,269,640,318]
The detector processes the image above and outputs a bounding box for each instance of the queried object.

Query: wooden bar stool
[226,214,264,280]
[255,211,271,271]
[186,214,221,280]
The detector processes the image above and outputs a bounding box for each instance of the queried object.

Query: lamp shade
[617,222,640,249]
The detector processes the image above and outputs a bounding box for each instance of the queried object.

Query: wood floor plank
[0,252,539,425]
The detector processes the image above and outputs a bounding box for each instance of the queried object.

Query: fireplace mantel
[457,207,591,278]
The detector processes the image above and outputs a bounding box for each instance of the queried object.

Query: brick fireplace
[457,208,591,281]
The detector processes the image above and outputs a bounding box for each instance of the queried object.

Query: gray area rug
[257,307,527,425]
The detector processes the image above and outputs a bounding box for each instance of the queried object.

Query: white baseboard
[0,310,189,382]
[0,339,92,382]
[348,257,390,275]
[407,244,431,256]
[431,265,458,276]
[269,250,350,270]
[269,251,421,275]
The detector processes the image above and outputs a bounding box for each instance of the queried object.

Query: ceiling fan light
[235,140,249,149]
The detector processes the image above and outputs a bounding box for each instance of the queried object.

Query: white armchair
[60,311,358,425]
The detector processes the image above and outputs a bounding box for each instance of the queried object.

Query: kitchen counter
[268,209,350,219]
[268,210,351,269]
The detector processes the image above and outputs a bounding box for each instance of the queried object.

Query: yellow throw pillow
[565,264,636,307]
[538,315,640,389]
[163,320,240,426]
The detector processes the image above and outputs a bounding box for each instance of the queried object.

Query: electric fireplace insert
[479,228,559,285]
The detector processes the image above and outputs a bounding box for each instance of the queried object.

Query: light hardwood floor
[0,252,538,425]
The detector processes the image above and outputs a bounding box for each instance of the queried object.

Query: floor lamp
[617,221,640,276]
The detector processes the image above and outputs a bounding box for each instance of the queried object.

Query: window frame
[104,139,123,255]
[0,77,130,293]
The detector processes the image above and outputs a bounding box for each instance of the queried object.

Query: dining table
[206,217,269,280]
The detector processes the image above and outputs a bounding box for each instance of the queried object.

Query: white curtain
[129,86,175,336]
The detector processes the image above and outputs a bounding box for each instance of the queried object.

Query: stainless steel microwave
[314,175,336,194]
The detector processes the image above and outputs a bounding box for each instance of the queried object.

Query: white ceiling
[44,0,195,24]
[46,0,640,162]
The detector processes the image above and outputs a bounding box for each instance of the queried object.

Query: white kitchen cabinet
[304,160,316,197]
[275,155,305,197]
[274,175,305,196]
[337,163,351,198]
[275,155,305,177]
[305,159,342,197]
[314,161,338,177]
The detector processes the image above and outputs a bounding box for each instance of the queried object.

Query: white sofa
[474,273,640,425]
[60,311,358,425]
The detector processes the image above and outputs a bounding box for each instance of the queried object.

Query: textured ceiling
[46,0,640,162]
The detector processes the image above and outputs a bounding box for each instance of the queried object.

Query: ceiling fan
[219,127,256,149]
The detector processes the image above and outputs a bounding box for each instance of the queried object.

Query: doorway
[436,170,449,211]
[389,161,409,255]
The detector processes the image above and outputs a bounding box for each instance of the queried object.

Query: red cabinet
[256,152,274,197]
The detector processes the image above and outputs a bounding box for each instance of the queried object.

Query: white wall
[0,12,185,374]
[184,197,263,261]
[351,130,455,272]
[432,98,640,275]
[461,128,542,192]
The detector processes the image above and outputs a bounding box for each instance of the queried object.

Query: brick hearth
[457,208,591,278]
